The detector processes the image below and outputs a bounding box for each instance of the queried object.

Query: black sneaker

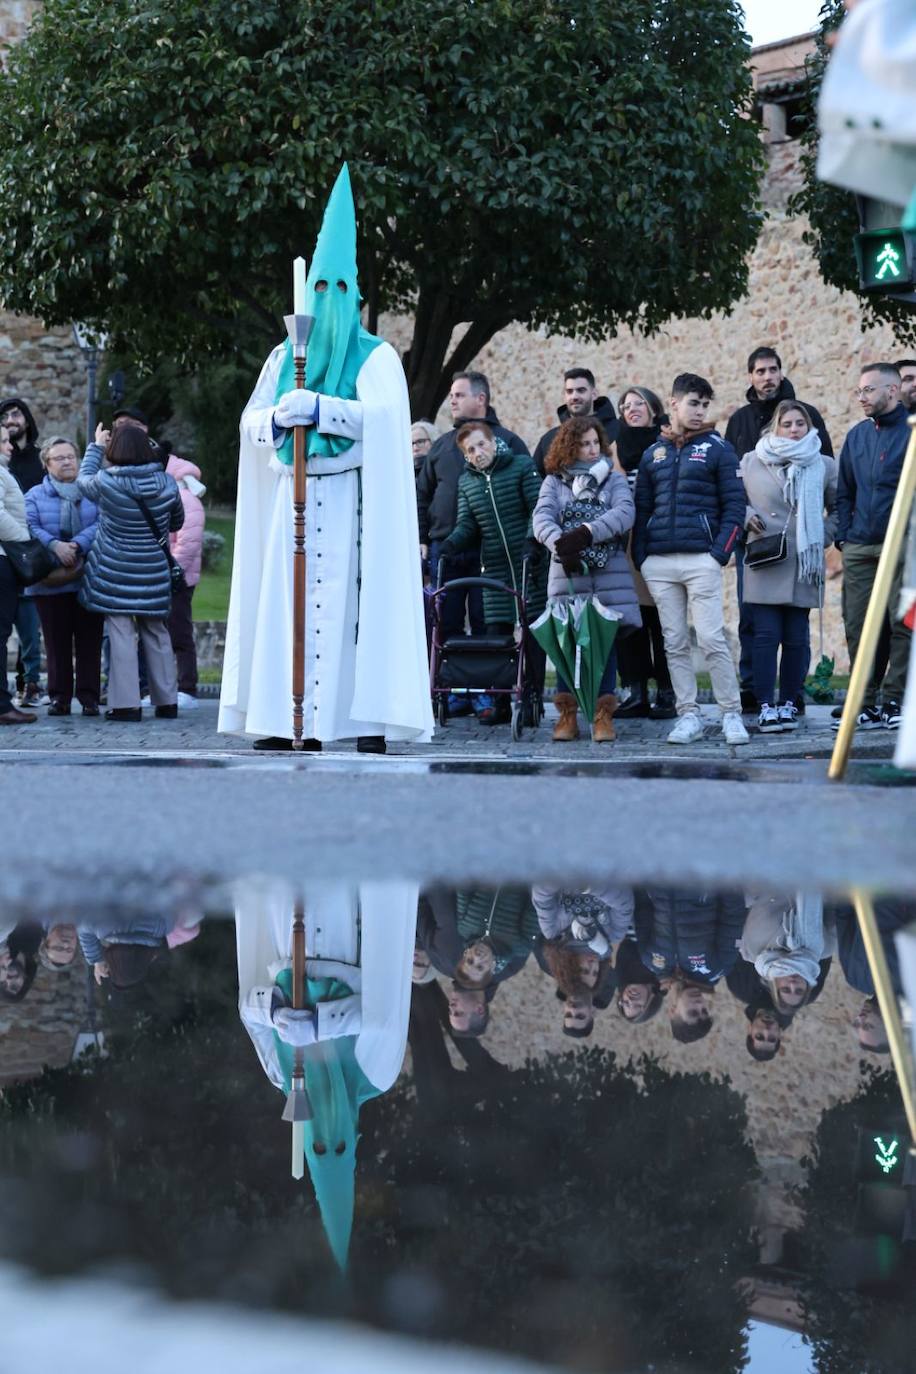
[740,688,759,714]
[831,705,882,732]
[881,700,902,730]
[831,704,843,719]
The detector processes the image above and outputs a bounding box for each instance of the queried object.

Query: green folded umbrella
[531,582,621,724]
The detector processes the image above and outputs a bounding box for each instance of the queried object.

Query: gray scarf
[754,429,826,585]
[49,476,83,540]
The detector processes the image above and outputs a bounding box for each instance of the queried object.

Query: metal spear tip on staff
[284,285,316,752]
[283,909,311,1179]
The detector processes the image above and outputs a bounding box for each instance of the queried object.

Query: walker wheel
[437,695,449,728]
[511,702,523,742]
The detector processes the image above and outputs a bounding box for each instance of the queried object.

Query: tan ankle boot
[592,694,618,743]
[552,692,580,742]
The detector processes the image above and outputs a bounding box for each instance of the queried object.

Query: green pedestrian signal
[873,1135,900,1175]
[855,228,916,292]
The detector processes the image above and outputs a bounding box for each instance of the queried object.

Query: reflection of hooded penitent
[235,880,417,1270]
[219,165,433,747]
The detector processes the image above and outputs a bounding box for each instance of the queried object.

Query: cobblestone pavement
[0,696,900,764]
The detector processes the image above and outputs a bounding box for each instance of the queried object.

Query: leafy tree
[0,0,764,419]
[788,0,916,347]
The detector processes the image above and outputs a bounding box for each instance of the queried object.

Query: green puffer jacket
[442,439,547,623]
[457,888,540,981]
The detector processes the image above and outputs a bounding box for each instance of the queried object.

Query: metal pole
[851,888,916,1147]
[86,348,98,440]
[829,417,916,781]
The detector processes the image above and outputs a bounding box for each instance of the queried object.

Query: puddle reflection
[0,879,914,1373]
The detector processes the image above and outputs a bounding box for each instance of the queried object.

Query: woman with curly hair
[533,416,640,742]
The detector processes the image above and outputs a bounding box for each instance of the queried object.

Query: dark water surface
[1,878,913,1374]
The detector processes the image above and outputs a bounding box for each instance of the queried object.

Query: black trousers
[34,592,104,707]
[167,582,198,696]
[0,557,19,714]
[617,605,672,691]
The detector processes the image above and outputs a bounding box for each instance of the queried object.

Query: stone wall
[0,952,87,1085]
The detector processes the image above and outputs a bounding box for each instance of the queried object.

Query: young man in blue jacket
[634,373,748,746]
[834,362,912,731]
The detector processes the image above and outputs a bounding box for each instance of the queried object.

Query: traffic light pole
[852,888,916,1152]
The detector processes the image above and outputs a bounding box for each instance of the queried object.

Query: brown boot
[552,692,580,742]
[592,694,618,743]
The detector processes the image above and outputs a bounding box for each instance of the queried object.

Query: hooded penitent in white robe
[218,340,433,744]
[234,877,417,1094]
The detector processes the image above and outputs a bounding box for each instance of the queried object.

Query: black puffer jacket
[635,889,745,985]
[632,427,744,567]
[724,378,833,461]
[532,396,618,476]
[0,396,43,492]
[416,407,529,544]
[835,403,911,546]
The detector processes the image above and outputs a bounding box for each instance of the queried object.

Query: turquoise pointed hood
[273,972,380,1272]
[275,163,382,465]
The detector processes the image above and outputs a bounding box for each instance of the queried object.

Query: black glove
[554,525,593,559]
[561,555,584,577]
[523,536,545,567]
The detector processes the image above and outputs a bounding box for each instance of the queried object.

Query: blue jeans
[557,650,617,698]
[15,595,41,684]
[735,547,754,692]
[751,604,810,707]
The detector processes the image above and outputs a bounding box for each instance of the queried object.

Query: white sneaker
[666,714,704,745]
[757,704,782,733]
[140,695,152,707]
[722,711,750,745]
[177,692,198,709]
[777,703,798,731]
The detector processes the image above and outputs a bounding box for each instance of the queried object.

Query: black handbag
[128,492,187,593]
[1,537,59,587]
[744,514,789,570]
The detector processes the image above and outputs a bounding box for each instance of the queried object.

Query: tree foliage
[0,0,764,418]
[788,0,916,347]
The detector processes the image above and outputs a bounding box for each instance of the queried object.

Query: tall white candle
[293,257,307,315]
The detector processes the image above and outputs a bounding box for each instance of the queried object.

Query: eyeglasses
[854,385,881,398]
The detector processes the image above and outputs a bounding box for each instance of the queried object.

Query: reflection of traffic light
[832,1120,914,1290]
[854,195,916,305]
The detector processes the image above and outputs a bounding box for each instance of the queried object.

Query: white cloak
[218,340,433,743]
[234,877,417,1093]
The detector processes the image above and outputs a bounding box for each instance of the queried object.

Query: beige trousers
[641,552,740,716]
[106,613,177,709]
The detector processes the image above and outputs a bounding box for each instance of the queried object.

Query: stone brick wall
[0,952,88,1085]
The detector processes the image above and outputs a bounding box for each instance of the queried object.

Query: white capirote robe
[218,341,433,743]
[234,877,417,1093]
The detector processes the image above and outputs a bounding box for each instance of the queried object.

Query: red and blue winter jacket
[632,426,745,567]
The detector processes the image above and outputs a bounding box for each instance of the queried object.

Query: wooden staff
[292,353,307,750]
[829,417,916,781]
[282,902,310,1180]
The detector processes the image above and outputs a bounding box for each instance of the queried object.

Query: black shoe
[252,736,322,751]
[155,704,178,719]
[357,735,387,754]
[881,700,902,730]
[105,708,142,722]
[649,687,677,721]
[793,693,806,716]
[740,688,759,714]
[81,704,101,717]
[47,701,71,717]
[831,703,844,719]
[831,705,882,732]
[616,682,651,719]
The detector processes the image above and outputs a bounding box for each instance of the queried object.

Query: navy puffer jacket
[632,428,744,567]
[76,443,184,617]
[635,889,745,985]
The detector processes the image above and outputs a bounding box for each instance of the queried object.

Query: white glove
[272,1008,317,1046]
[275,388,318,427]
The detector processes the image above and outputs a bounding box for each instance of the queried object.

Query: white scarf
[754,428,826,585]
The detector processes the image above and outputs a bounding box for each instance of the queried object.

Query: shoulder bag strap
[128,491,178,571]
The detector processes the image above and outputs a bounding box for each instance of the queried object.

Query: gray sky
[742,0,823,46]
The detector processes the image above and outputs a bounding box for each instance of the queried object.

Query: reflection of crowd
[413,886,913,1061]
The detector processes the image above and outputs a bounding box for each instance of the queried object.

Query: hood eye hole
[313,1142,327,1155]
[315,280,328,293]
[335,1142,346,1155]
[336,280,348,293]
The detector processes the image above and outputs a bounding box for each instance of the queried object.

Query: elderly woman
[533,416,640,743]
[0,421,35,725]
[24,435,103,716]
[411,420,439,476]
[740,400,837,734]
[77,423,184,721]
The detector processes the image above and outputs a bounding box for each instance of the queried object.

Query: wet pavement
[0,879,913,1374]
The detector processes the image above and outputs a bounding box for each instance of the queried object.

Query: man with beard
[724,349,833,712]
[532,367,618,477]
[0,397,45,707]
[894,358,916,413]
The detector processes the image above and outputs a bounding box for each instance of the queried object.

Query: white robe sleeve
[317,396,363,442]
[316,995,361,1039]
[242,347,287,450]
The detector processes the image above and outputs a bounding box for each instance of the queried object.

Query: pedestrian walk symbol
[873,1135,899,1175]
[875,243,901,281]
